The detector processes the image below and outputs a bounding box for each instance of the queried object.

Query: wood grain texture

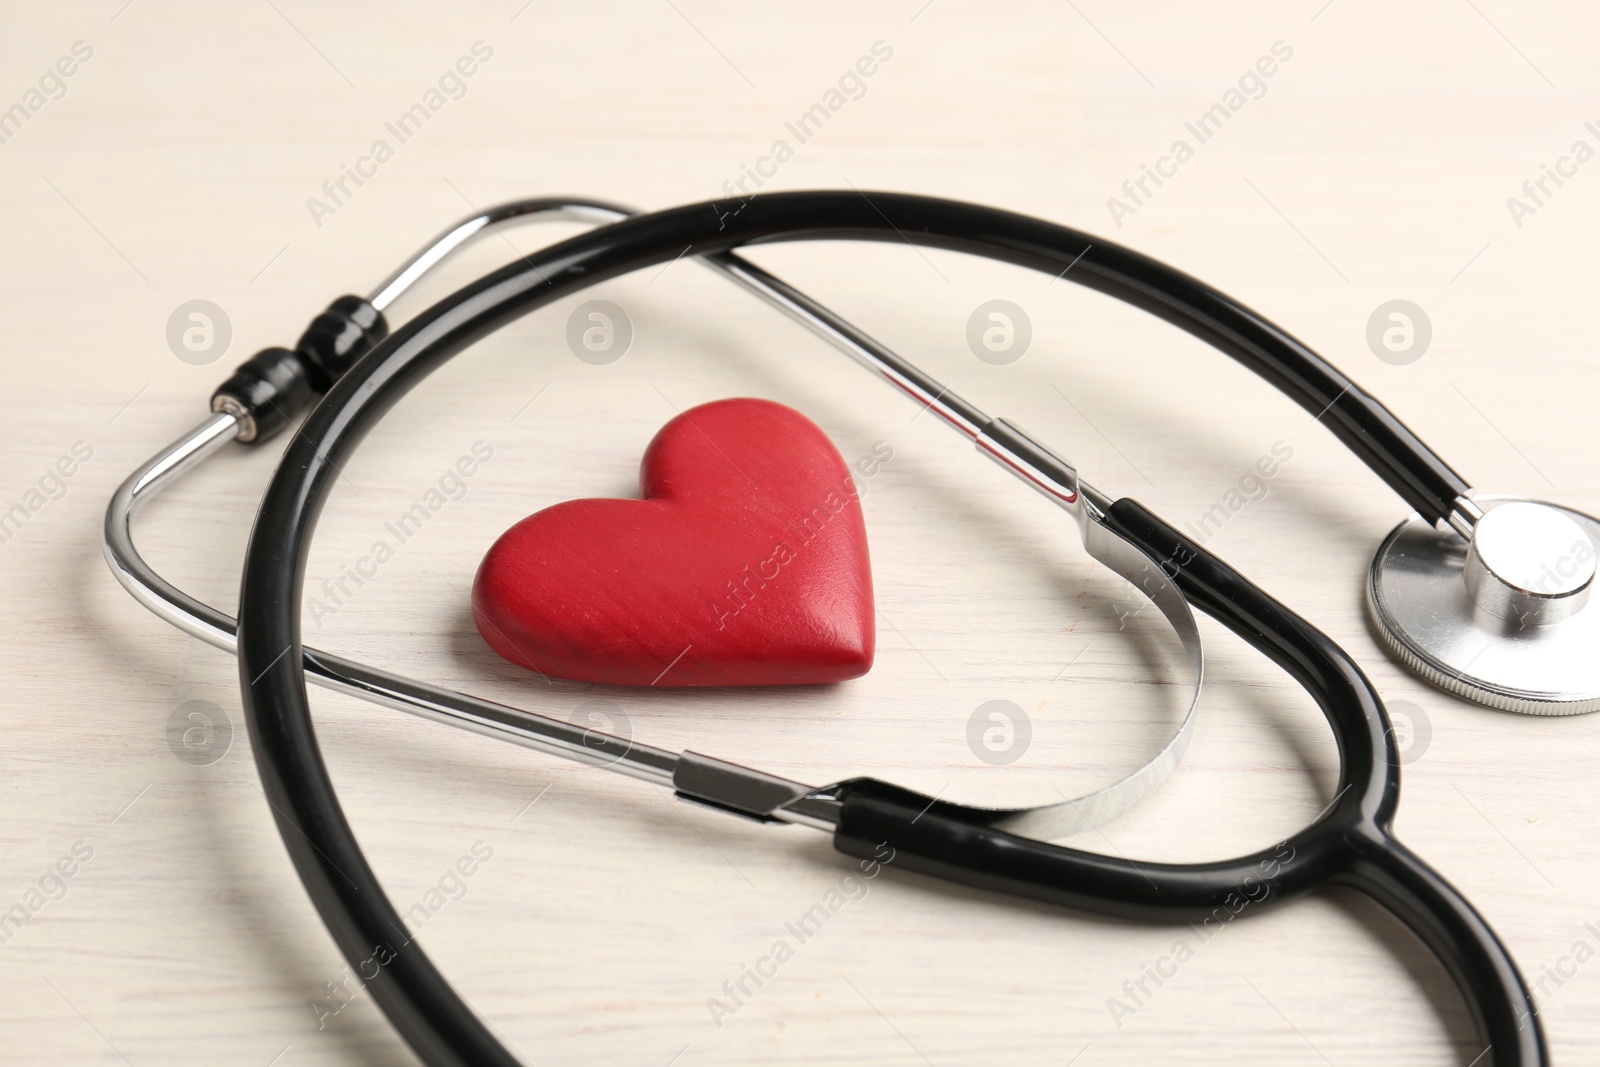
[1,1,1597,1064]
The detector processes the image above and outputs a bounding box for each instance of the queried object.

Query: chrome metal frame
[104,199,1204,840]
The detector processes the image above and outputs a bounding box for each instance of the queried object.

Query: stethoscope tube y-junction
[234,191,1539,1065]
[836,497,1538,1063]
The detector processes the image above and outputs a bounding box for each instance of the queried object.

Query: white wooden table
[2,1,1596,1063]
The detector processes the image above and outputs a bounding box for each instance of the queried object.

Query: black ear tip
[209,296,389,444]
[296,295,388,393]
[210,346,310,444]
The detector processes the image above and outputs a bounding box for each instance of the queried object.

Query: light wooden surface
[3,1,1598,1063]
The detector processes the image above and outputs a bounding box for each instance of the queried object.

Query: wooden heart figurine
[471,398,876,686]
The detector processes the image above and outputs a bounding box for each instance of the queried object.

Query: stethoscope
[103,190,1591,1066]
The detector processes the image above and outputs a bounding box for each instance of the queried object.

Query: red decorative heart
[472,398,876,687]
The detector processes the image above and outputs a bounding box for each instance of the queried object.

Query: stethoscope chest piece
[1370,496,1600,714]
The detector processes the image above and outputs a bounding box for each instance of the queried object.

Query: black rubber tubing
[234,191,1514,1067]
[834,498,1542,1066]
